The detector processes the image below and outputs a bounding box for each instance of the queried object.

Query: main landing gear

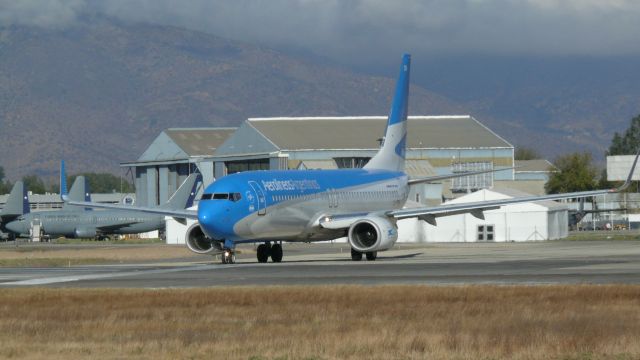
[256,242,283,263]
[351,248,377,261]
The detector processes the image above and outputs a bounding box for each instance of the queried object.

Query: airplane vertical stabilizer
[60,160,68,198]
[364,53,410,172]
[1,181,29,217]
[64,176,92,210]
[161,173,203,210]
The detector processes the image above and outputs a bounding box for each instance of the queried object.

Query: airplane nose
[5,221,22,234]
[198,201,234,239]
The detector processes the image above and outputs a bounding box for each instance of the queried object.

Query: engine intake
[186,223,222,254]
[347,216,398,252]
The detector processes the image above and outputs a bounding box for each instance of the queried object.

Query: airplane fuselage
[198,169,409,243]
[6,210,165,238]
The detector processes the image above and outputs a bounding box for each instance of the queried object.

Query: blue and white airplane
[67,54,640,264]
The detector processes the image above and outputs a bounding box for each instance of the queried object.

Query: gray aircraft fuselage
[5,209,165,238]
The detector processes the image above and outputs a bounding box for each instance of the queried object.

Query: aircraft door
[248,181,267,216]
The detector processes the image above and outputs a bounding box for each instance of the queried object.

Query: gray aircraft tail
[1,181,29,217]
[160,173,202,210]
[63,176,92,210]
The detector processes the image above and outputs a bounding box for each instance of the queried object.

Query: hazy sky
[2,0,640,68]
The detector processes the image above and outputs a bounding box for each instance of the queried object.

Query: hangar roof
[164,128,237,156]
[247,116,512,150]
[130,128,237,165]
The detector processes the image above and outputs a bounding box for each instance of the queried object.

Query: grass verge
[0,244,202,267]
[566,231,640,241]
[0,285,639,359]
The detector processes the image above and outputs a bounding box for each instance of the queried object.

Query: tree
[63,173,134,193]
[545,152,598,194]
[0,166,7,194]
[22,175,47,194]
[515,147,541,160]
[607,114,640,156]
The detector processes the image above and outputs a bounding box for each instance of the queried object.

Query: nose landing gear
[221,249,236,264]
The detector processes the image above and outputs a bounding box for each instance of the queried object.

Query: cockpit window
[201,193,242,201]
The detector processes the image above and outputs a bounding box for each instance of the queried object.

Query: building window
[334,157,371,169]
[451,161,494,193]
[415,193,421,203]
[477,225,495,241]
[225,159,270,174]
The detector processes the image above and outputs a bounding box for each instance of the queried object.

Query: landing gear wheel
[366,251,377,261]
[257,243,271,263]
[271,244,283,263]
[351,248,363,261]
[222,250,236,264]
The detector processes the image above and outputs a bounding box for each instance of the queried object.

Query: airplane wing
[322,149,640,229]
[63,200,198,220]
[407,166,516,185]
[63,172,201,220]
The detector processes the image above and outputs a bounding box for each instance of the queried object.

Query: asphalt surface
[1,240,640,288]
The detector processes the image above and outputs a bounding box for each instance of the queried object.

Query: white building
[399,188,568,242]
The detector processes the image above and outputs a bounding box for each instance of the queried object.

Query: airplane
[0,181,29,240]
[6,163,202,240]
[65,53,640,264]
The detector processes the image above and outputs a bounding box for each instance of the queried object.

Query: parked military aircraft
[0,181,29,240]
[6,167,201,240]
[66,54,640,264]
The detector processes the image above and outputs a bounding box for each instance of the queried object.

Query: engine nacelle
[74,227,97,238]
[347,216,398,252]
[186,223,222,254]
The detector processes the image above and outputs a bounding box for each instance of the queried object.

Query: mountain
[412,56,640,160]
[2,17,639,182]
[0,18,464,181]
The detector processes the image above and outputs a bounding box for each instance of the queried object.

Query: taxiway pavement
[1,240,639,288]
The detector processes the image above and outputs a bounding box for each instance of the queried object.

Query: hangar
[399,188,568,243]
[129,116,524,208]
[121,128,236,207]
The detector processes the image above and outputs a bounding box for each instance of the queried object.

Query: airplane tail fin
[60,160,68,200]
[64,176,92,210]
[1,181,29,217]
[364,53,410,172]
[160,172,202,210]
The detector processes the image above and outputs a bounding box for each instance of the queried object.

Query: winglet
[60,160,68,201]
[612,147,640,192]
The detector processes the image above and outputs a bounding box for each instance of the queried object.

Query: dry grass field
[1,285,639,359]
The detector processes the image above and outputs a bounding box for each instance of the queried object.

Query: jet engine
[347,216,398,252]
[186,223,222,254]
[74,227,97,238]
